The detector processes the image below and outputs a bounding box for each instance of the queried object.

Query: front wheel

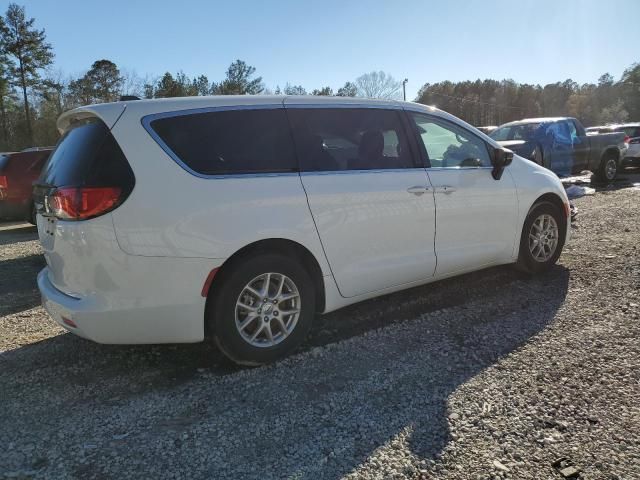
[516,202,565,274]
[208,253,315,366]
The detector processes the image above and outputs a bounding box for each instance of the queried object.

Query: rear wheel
[516,202,565,274]
[594,154,618,183]
[208,253,315,366]
[28,203,37,225]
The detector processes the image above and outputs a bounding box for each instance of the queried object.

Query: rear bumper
[38,261,213,344]
[38,269,93,340]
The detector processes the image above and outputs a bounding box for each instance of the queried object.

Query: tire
[516,202,566,274]
[28,204,37,225]
[593,154,618,183]
[208,253,315,366]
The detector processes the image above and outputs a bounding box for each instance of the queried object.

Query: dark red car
[0,148,53,223]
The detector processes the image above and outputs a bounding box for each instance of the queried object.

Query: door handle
[406,185,429,196]
[435,185,456,194]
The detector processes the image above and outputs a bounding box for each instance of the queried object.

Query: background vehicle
[490,117,627,182]
[476,126,498,135]
[592,123,640,167]
[0,148,53,223]
[35,96,570,366]
[586,125,607,135]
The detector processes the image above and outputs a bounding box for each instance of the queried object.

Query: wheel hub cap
[528,214,559,263]
[235,272,301,348]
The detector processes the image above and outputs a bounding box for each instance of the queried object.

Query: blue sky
[15,0,640,100]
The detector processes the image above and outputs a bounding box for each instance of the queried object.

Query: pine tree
[1,3,53,144]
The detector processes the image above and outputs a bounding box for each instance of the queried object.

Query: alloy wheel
[605,158,617,181]
[234,272,301,348]
[528,214,559,263]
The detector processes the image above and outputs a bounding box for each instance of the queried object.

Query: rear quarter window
[146,108,297,175]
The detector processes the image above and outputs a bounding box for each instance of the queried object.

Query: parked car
[595,123,640,168]
[35,96,570,365]
[585,125,607,135]
[0,148,53,223]
[476,126,498,135]
[490,117,627,181]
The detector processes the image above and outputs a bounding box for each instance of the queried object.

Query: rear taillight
[623,135,630,144]
[49,187,122,220]
[0,175,7,189]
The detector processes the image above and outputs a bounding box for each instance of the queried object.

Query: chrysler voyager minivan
[35,96,570,365]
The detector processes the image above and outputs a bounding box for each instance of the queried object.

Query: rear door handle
[406,185,429,196]
[435,185,456,194]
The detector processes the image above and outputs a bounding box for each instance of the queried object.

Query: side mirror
[491,147,513,180]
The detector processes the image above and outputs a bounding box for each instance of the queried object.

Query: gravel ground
[1,172,639,479]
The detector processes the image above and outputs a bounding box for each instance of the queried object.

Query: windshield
[490,122,543,142]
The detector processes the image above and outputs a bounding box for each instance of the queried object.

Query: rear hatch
[34,115,135,295]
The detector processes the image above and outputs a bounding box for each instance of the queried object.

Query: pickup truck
[489,117,627,182]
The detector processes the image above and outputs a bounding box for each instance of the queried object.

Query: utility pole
[402,78,408,101]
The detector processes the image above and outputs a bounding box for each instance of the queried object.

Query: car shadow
[0,224,38,246]
[564,167,640,193]
[0,253,45,316]
[1,264,570,478]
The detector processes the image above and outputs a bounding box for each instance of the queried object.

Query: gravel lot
[1,172,639,480]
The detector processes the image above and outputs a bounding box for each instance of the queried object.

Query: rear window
[147,108,297,175]
[39,118,134,189]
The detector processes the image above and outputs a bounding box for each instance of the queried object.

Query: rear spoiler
[56,103,127,134]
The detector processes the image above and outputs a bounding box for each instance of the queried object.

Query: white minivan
[35,96,570,365]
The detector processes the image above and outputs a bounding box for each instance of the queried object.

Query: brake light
[0,175,7,189]
[50,187,122,220]
[623,135,630,144]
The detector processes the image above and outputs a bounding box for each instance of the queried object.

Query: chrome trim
[283,102,402,110]
[427,166,493,171]
[140,104,298,180]
[300,166,493,175]
[300,168,427,176]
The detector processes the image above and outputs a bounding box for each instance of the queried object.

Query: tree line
[0,3,638,151]
[416,70,640,128]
